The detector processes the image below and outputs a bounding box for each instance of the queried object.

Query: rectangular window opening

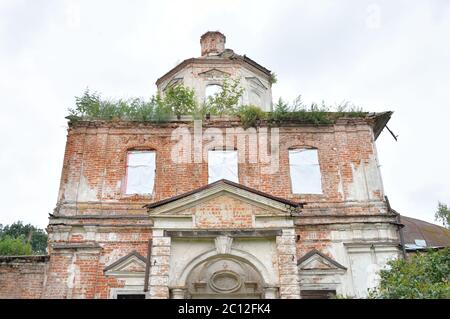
[289,149,323,194]
[125,151,156,195]
[208,150,238,184]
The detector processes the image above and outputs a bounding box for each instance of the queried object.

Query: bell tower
[200,31,226,56]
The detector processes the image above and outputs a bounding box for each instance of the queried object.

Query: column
[263,287,279,299]
[171,288,187,299]
[148,232,171,299]
[276,228,301,299]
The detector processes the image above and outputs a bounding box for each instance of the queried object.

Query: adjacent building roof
[400,215,450,250]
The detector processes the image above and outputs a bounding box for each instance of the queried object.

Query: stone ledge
[165,229,282,238]
[0,255,49,264]
[51,243,102,250]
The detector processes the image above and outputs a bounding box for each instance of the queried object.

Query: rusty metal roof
[400,215,450,248]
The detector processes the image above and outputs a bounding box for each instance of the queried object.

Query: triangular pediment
[145,180,300,217]
[104,251,147,276]
[198,68,230,78]
[163,77,184,91]
[297,250,346,272]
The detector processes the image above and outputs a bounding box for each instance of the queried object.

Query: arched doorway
[184,255,266,299]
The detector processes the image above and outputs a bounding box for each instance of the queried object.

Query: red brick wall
[43,229,151,299]
[191,195,257,228]
[57,119,383,213]
[0,256,48,299]
[38,118,390,299]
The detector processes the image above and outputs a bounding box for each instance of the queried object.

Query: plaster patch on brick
[67,254,77,289]
[347,155,382,201]
[104,249,122,265]
[337,169,344,199]
[64,175,98,202]
[364,154,384,199]
[77,175,98,201]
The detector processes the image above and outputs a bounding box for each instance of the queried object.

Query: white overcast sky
[0,0,449,229]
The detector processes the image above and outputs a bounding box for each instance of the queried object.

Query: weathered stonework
[0,256,49,299]
[0,32,401,299]
[148,235,171,299]
[277,229,301,299]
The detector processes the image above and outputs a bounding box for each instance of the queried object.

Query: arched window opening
[205,84,222,100]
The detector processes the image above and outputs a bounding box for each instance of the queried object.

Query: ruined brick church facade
[0,32,401,299]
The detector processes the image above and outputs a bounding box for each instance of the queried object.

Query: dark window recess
[117,294,146,299]
[300,290,336,299]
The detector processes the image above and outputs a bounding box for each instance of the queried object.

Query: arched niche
[184,254,265,299]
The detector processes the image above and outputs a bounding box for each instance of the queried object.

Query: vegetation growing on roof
[68,89,172,122]
[67,82,366,127]
[235,97,365,128]
[235,105,267,129]
[269,72,277,84]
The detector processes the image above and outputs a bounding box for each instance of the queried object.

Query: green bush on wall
[68,82,367,127]
[0,235,33,256]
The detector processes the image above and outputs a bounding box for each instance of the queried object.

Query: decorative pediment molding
[163,77,184,91]
[297,250,346,273]
[104,251,147,277]
[145,180,300,217]
[246,77,267,90]
[198,68,230,79]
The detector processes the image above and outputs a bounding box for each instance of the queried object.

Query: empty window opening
[205,84,222,100]
[208,150,238,183]
[125,151,156,195]
[288,149,323,194]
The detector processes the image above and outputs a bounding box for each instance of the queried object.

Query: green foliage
[235,105,267,129]
[69,86,197,122]
[330,294,353,299]
[334,101,365,118]
[269,72,277,84]
[162,85,196,118]
[68,89,164,121]
[267,96,365,125]
[205,78,245,116]
[233,96,366,129]
[0,221,48,254]
[68,89,166,122]
[435,202,450,228]
[268,96,331,124]
[0,235,33,256]
[369,248,450,299]
[67,86,368,127]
